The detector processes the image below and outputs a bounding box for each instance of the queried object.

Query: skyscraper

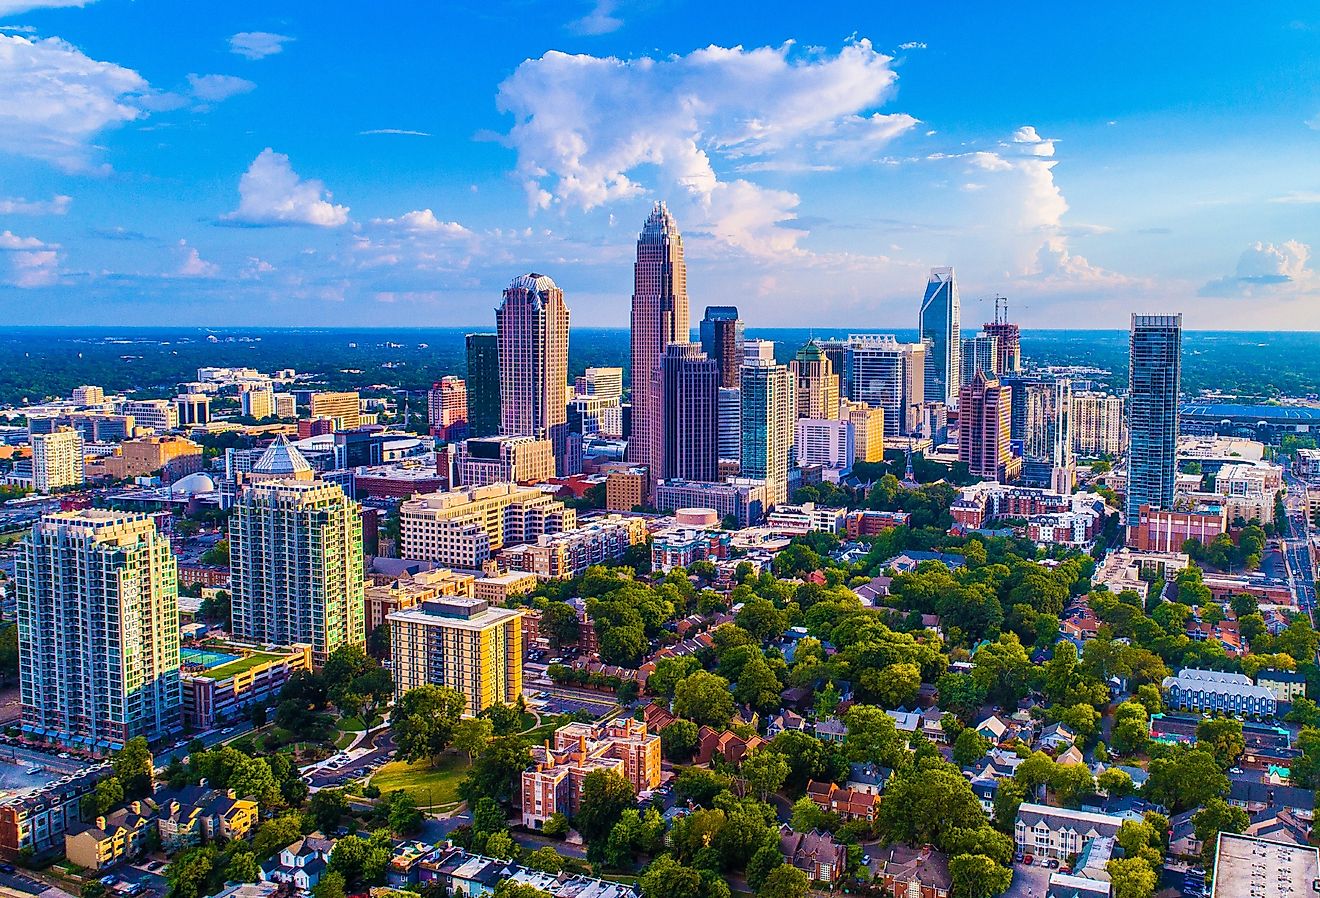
[1126,314,1182,529]
[465,333,500,437]
[982,323,1021,376]
[389,597,522,717]
[658,343,720,484]
[497,273,571,474]
[960,333,1000,385]
[718,387,742,467]
[628,203,690,484]
[231,449,366,665]
[919,266,961,406]
[18,510,181,750]
[847,335,926,435]
[699,306,744,389]
[1072,392,1126,457]
[741,352,795,506]
[792,342,840,420]
[958,371,1020,483]
[1051,379,1075,494]
[428,376,469,441]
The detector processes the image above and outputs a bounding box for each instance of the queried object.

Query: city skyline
[0,3,1316,329]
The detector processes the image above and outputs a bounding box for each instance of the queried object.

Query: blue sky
[0,1,1317,329]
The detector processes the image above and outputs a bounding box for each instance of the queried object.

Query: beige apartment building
[30,428,85,493]
[399,483,574,569]
[388,597,522,716]
[308,391,361,430]
[364,568,475,634]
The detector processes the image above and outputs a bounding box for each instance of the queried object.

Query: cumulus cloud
[0,34,147,170]
[175,240,218,278]
[0,230,59,288]
[228,31,293,60]
[371,209,472,235]
[0,194,70,214]
[224,148,350,227]
[1200,240,1319,297]
[187,73,255,103]
[569,0,622,35]
[496,39,917,255]
[0,0,97,14]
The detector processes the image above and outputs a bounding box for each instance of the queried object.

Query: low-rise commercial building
[472,571,537,605]
[86,435,203,481]
[651,528,731,573]
[1210,832,1320,898]
[654,478,768,527]
[181,643,313,729]
[501,515,647,580]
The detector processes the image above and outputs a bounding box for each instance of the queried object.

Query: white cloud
[1200,240,1319,297]
[224,148,349,227]
[0,230,58,287]
[1271,191,1320,205]
[359,128,431,137]
[0,34,146,170]
[0,194,69,214]
[496,39,917,255]
[187,73,255,103]
[371,209,472,235]
[569,0,622,35]
[0,0,96,14]
[1011,125,1057,157]
[897,41,927,50]
[176,240,218,278]
[228,31,293,60]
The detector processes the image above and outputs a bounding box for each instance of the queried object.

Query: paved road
[1282,471,1316,622]
[1003,860,1051,898]
[154,720,259,767]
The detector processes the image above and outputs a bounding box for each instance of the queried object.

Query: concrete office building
[18,510,181,751]
[629,203,690,486]
[240,385,274,420]
[30,427,84,493]
[795,418,854,474]
[958,371,1021,483]
[309,392,361,431]
[918,267,961,406]
[847,335,926,436]
[465,333,501,437]
[72,386,105,406]
[741,352,795,506]
[842,402,885,463]
[576,367,624,401]
[497,273,570,474]
[175,394,210,426]
[389,597,522,716]
[230,478,365,666]
[453,435,555,488]
[399,483,574,568]
[1126,314,1182,531]
[792,342,840,421]
[120,400,178,432]
[699,306,744,389]
[658,342,719,485]
[1210,833,1320,898]
[428,376,469,441]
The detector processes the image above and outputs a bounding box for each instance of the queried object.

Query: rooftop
[1211,832,1320,898]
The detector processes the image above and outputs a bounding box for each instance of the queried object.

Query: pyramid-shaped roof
[252,435,312,477]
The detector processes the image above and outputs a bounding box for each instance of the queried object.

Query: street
[1282,470,1316,621]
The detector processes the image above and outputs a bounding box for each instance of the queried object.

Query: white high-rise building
[795,418,854,473]
[30,428,84,493]
[847,335,926,436]
[18,510,181,750]
[498,273,571,474]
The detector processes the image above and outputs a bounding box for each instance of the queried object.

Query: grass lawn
[339,716,367,731]
[370,755,467,809]
[194,652,281,679]
[334,731,356,750]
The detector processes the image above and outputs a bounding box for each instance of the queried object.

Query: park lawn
[194,652,281,679]
[339,716,367,731]
[334,731,356,750]
[370,755,467,809]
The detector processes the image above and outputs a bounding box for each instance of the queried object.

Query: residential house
[875,844,952,898]
[387,841,435,887]
[779,827,847,884]
[886,710,920,735]
[1161,668,1277,717]
[814,717,847,744]
[1246,809,1312,846]
[919,707,948,743]
[262,835,334,893]
[804,780,881,823]
[155,786,259,850]
[64,802,155,871]
[1228,779,1315,822]
[1015,803,1124,861]
[1038,723,1076,753]
[0,763,112,855]
[694,727,764,766]
[766,710,808,738]
[1258,669,1308,704]
[845,763,891,796]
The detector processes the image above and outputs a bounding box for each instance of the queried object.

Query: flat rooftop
[1211,832,1320,898]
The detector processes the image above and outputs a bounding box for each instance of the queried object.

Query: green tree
[741,750,789,801]
[312,871,347,898]
[166,847,216,898]
[843,704,905,769]
[539,602,581,648]
[525,846,565,873]
[1196,716,1246,770]
[1145,749,1228,812]
[485,830,518,860]
[647,656,703,698]
[575,769,636,845]
[383,790,424,835]
[1106,857,1156,898]
[746,844,783,891]
[454,717,495,763]
[113,736,155,799]
[224,852,261,884]
[662,719,701,762]
[392,684,467,764]
[308,789,349,834]
[91,776,124,818]
[952,728,990,768]
[757,865,809,898]
[1098,767,1135,799]
[879,759,985,846]
[868,662,922,709]
[789,796,836,834]
[1193,797,1249,867]
[948,854,1012,898]
[734,655,783,713]
[640,855,704,898]
[674,671,735,729]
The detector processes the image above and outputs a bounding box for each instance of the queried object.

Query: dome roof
[506,272,558,294]
[252,434,312,477]
[171,472,217,496]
